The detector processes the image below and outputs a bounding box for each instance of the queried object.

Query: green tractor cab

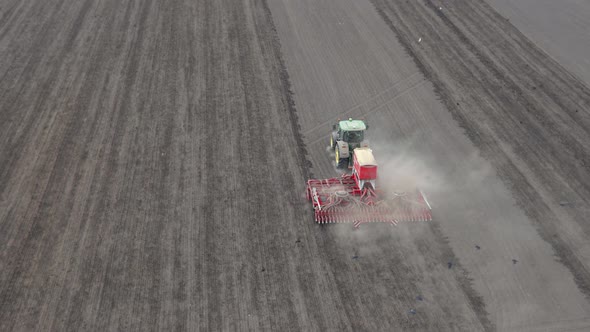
[330,118,370,169]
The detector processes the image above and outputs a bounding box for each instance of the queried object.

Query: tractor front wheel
[330,134,336,150]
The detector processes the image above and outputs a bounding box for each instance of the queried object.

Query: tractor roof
[354,147,377,166]
[339,119,366,131]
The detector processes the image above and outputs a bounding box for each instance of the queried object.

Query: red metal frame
[306,150,432,225]
[353,157,377,180]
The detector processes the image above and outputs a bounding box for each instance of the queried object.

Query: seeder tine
[309,187,432,225]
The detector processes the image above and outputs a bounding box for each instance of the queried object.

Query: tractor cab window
[344,130,364,143]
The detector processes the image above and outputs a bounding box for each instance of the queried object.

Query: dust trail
[327,130,493,330]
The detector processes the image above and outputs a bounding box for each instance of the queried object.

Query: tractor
[330,118,370,169]
[305,118,433,227]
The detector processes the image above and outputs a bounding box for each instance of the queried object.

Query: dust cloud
[327,130,497,257]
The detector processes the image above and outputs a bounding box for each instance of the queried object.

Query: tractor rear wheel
[337,157,349,169]
[335,149,349,169]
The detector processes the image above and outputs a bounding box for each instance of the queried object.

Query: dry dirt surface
[486,0,590,86]
[269,0,590,330]
[0,0,490,328]
[2,0,590,331]
[1,0,312,330]
[372,0,590,301]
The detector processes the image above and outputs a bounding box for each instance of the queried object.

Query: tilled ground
[371,0,590,297]
[0,0,486,330]
[269,0,590,330]
[0,0,314,330]
[1,0,590,331]
[0,0,489,329]
[487,0,590,86]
